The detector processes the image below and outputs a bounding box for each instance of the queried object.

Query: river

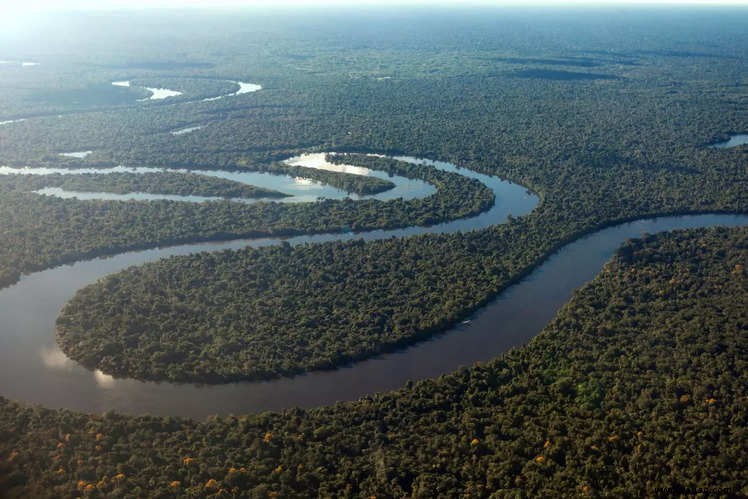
[0,153,743,417]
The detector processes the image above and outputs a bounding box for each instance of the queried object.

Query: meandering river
[0,149,743,417]
[0,154,436,204]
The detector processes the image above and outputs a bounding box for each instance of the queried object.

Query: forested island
[0,5,746,497]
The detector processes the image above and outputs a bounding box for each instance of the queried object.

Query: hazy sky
[0,0,745,28]
[3,0,748,11]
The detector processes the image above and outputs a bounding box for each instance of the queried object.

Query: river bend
[0,154,743,417]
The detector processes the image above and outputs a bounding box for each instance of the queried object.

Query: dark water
[1,214,743,418]
[0,158,742,418]
[0,155,540,417]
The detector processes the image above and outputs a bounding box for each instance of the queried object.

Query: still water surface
[0,155,742,418]
[0,154,436,203]
[708,134,748,148]
[0,155,542,417]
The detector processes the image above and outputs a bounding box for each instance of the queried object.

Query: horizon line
[17,1,748,13]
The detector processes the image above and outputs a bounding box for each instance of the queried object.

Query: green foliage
[53,154,498,381]
[0,154,493,289]
[52,134,746,381]
[2,227,747,497]
[1,16,746,290]
[0,10,746,495]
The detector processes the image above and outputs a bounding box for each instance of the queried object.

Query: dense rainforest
[0,25,746,289]
[55,137,745,381]
[2,227,746,497]
[0,7,746,497]
[0,154,493,289]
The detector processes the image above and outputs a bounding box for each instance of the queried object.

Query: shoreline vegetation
[2,226,746,496]
[53,208,746,383]
[0,8,746,496]
[53,152,505,382]
[0,153,495,290]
